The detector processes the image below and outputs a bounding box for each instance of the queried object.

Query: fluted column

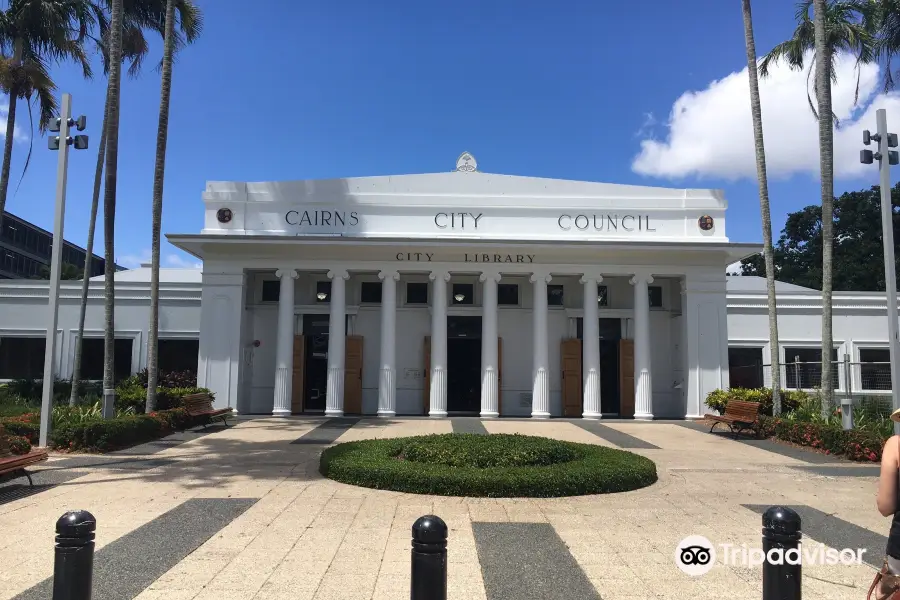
[631,271,654,420]
[325,269,348,417]
[480,271,501,418]
[531,272,552,418]
[429,271,450,417]
[377,270,399,417]
[581,274,602,419]
[273,268,298,416]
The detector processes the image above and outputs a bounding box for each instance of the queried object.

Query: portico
[169,156,756,419]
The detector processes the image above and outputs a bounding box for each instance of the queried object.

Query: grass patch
[320,433,657,498]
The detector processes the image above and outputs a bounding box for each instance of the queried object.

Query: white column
[377,270,399,417]
[429,270,450,418]
[325,269,348,417]
[581,274,602,419]
[631,272,654,420]
[272,268,298,416]
[480,272,501,418]
[531,272,552,418]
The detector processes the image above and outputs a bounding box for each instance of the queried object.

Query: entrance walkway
[0,417,883,600]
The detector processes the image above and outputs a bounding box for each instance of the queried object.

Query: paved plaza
[0,417,887,600]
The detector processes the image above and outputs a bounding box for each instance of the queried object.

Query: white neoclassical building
[1,155,896,417]
[162,154,755,420]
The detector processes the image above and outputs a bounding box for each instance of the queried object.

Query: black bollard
[762,506,802,600]
[411,514,447,600]
[52,510,97,600]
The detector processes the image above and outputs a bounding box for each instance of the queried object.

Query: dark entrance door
[303,315,330,411]
[447,316,481,413]
[578,317,622,415]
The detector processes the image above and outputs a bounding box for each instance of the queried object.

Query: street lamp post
[38,93,89,448]
[861,108,900,435]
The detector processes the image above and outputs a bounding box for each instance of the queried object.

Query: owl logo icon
[698,215,714,231]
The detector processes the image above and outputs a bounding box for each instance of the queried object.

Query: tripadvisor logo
[674,535,867,576]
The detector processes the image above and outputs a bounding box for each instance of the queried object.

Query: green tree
[32,262,83,280]
[0,0,95,233]
[740,182,900,291]
[741,0,783,414]
[145,0,201,412]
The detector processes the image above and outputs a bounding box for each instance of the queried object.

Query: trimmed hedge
[0,416,39,443]
[49,408,196,452]
[8,435,32,454]
[705,388,809,415]
[760,416,886,462]
[320,434,658,498]
[115,385,211,412]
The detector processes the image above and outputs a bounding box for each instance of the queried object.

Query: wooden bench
[0,426,48,487]
[704,400,762,439]
[182,393,232,429]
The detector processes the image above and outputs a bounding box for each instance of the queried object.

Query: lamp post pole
[861,108,900,435]
[38,94,89,448]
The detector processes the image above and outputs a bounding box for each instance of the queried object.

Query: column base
[531,411,550,419]
[428,410,448,418]
[324,409,344,417]
[479,411,499,419]
[684,413,704,420]
[581,412,602,420]
[272,409,292,417]
[633,413,654,421]
[377,410,396,418]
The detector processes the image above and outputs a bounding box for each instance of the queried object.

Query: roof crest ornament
[454,151,477,173]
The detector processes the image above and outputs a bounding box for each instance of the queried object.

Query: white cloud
[632,51,899,180]
[117,249,201,270]
[0,102,30,142]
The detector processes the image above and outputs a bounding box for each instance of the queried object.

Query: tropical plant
[32,261,83,280]
[71,0,200,406]
[0,0,95,233]
[145,0,201,412]
[741,0,783,414]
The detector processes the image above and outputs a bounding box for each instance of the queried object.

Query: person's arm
[878,436,900,517]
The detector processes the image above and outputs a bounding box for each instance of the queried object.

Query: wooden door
[291,335,305,414]
[344,336,364,414]
[561,339,582,417]
[497,337,503,415]
[423,336,431,414]
[619,339,635,418]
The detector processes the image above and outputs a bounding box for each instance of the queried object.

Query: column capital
[579,273,604,285]
[327,269,349,280]
[275,268,298,280]
[629,271,654,286]
[530,272,552,284]
[429,270,451,282]
[378,270,400,281]
[479,271,502,283]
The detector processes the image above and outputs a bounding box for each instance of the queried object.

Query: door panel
[344,335,364,414]
[498,337,502,415]
[423,336,431,415]
[561,339,582,417]
[619,339,635,418]
[291,335,305,414]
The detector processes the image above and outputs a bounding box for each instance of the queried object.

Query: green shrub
[51,414,166,452]
[6,435,31,455]
[320,434,658,498]
[760,416,886,462]
[0,418,39,443]
[150,408,193,431]
[705,387,808,416]
[114,385,212,413]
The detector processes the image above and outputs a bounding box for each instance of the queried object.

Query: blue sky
[2,0,895,269]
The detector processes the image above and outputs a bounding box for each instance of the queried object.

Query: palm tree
[70,1,198,406]
[760,0,877,411]
[145,0,200,412]
[0,0,94,233]
[741,0,784,414]
[101,0,123,419]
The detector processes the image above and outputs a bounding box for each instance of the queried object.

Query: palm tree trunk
[741,0,782,414]
[146,0,177,413]
[102,0,125,419]
[813,0,835,412]
[0,39,23,233]
[70,81,111,406]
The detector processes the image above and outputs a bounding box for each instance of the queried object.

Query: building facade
[166,159,756,419]
[1,210,116,279]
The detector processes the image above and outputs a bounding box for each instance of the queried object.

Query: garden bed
[320,433,658,498]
